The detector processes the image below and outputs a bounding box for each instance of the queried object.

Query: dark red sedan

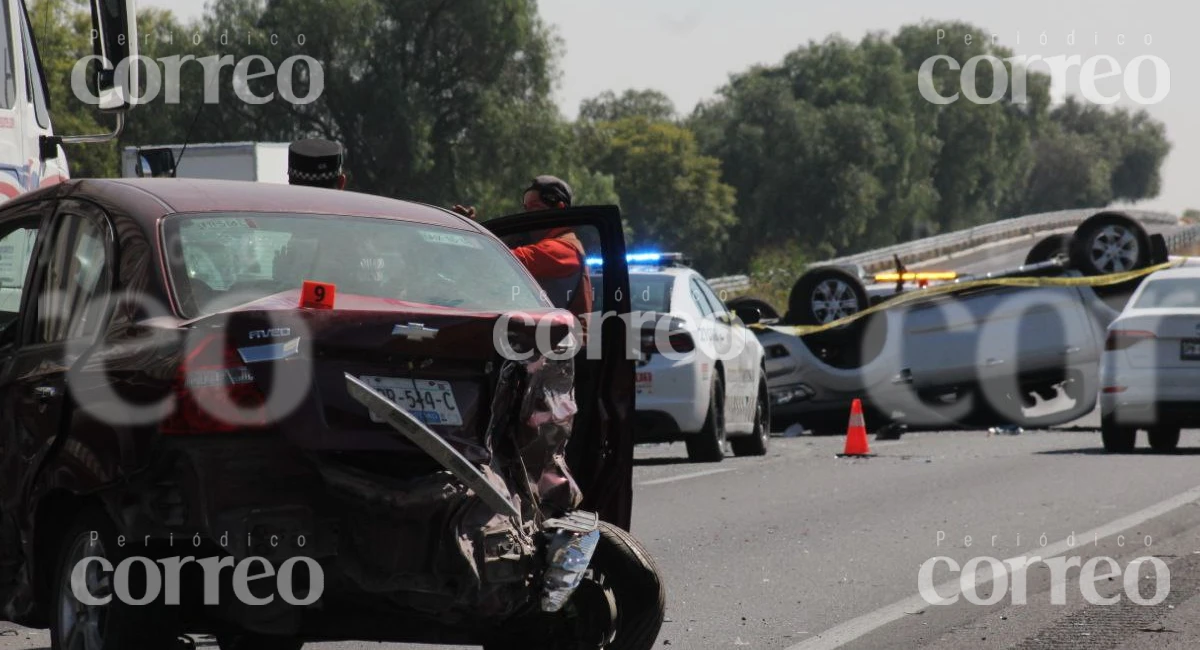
[0,178,663,649]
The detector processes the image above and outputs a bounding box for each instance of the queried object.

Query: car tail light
[1102,386,1128,394]
[160,334,270,435]
[1105,329,1156,351]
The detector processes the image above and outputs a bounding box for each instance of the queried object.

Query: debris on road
[988,425,1025,436]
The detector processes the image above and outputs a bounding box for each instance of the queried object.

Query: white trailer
[121,142,292,183]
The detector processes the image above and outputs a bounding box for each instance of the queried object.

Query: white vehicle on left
[589,253,770,462]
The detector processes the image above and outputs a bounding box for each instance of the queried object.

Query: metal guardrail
[710,208,1181,295]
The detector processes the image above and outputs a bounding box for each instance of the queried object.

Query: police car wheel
[687,375,726,463]
[1069,212,1150,276]
[731,378,770,457]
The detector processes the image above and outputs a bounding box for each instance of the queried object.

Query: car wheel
[51,508,181,650]
[217,634,305,650]
[786,267,868,327]
[1101,416,1137,453]
[1025,233,1071,265]
[687,373,726,462]
[726,296,780,321]
[1069,212,1150,276]
[1148,426,1181,453]
[731,378,770,457]
[483,521,665,650]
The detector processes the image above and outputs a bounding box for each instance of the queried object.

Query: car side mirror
[136,148,177,178]
[90,0,139,112]
[731,306,762,325]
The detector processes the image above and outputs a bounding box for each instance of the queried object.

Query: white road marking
[639,467,736,486]
[784,483,1200,650]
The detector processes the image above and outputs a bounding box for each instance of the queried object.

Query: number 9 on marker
[301,280,337,310]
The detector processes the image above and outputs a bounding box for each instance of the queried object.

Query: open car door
[483,206,635,530]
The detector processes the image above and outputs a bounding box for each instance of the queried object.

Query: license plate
[1182,340,1200,361]
[358,377,462,426]
[636,372,652,395]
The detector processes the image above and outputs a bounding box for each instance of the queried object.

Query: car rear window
[591,273,673,313]
[1133,278,1200,309]
[163,212,549,318]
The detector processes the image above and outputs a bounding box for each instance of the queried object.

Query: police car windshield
[1133,278,1200,309]
[164,212,548,318]
[591,273,674,313]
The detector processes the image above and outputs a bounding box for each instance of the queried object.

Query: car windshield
[590,273,673,313]
[163,212,549,318]
[1133,278,1200,309]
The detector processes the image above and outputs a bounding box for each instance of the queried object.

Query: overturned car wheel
[1069,212,1150,276]
[485,521,666,650]
[786,267,868,327]
[726,296,780,321]
[1025,233,1071,265]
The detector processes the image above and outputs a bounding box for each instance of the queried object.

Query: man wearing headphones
[453,175,594,320]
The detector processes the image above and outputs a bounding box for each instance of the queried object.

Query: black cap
[526,175,573,207]
[288,139,343,185]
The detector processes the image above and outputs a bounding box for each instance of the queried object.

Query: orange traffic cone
[840,399,872,457]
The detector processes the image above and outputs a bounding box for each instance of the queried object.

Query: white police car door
[689,276,756,429]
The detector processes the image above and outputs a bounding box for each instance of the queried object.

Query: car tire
[1148,426,1181,453]
[483,521,665,650]
[726,297,780,321]
[731,378,770,457]
[1101,416,1137,453]
[50,508,182,650]
[686,373,726,463]
[217,634,305,650]
[1025,233,1071,265]
[1069,212,1150,276]
[786,267,868,327]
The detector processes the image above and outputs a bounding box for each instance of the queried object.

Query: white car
[1100,266,1200,453]
[590,254,770,462]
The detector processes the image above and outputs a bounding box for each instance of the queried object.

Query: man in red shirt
[455,176,594,320]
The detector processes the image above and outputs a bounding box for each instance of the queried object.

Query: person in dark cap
[453,175,593,323]
[288,138,346,190]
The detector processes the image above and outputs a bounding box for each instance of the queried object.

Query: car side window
[697,279,728,317]
[37,213,110,343]
[0,221,38,346]
[690,278,714,317]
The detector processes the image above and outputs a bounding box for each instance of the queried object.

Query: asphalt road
[10,423,1200,650]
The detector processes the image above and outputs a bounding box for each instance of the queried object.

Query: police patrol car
[590,253,769,462]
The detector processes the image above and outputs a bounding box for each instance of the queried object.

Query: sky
[142,0,1198,215]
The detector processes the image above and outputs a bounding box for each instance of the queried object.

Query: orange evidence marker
[300,280,337,310]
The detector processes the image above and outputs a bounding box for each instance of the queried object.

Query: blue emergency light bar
[586,252,687,268]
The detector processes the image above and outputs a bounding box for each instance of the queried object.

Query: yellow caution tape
[750,259,1186,338]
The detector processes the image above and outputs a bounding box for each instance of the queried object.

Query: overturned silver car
[734,212,1184,433]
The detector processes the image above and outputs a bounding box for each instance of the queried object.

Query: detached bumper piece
[540,510,601,613]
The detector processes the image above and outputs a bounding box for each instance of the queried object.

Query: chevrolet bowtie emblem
[392,323,438,340]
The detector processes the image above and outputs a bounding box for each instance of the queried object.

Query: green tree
[579,89,677,123]
[582,116,737,272]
